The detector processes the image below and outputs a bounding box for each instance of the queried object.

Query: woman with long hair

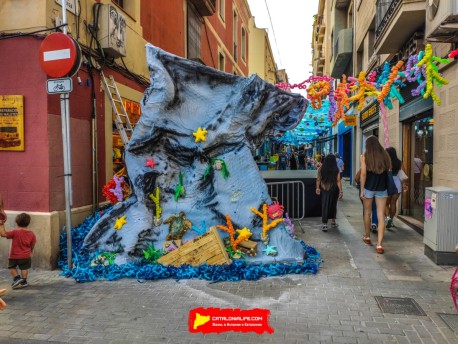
[385,147,407,229]
[360,136,391,253]
[316,154,343,231]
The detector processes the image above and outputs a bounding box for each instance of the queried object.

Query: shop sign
[55,0,79,15]
[0,95,24,151]
[344,115,357,126]
[360,101,379,127]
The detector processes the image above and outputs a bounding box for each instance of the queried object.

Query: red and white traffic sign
[39,32,81,78]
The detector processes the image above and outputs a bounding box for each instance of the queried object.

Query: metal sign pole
[61,0,73,269]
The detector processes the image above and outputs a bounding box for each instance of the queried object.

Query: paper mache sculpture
[83,45,308,265]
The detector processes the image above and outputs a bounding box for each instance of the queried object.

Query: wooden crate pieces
[157,227,231,267]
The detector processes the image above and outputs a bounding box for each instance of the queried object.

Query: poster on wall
[0,95,24,151]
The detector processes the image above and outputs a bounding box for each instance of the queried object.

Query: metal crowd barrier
[266,181,306,233]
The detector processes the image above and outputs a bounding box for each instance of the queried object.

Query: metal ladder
[101,72,133,146]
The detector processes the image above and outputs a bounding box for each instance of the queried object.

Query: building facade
[0,0,256,269]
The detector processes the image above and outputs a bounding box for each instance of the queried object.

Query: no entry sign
[39,32,81,78]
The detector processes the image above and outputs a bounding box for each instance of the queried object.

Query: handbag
[397,169,408,182]
[386,171,398,196]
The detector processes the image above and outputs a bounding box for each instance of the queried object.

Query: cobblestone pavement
[0,181,456,344]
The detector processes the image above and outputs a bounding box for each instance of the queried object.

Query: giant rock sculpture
[83,45,308,265]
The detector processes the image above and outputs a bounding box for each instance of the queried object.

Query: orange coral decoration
[377,61,404,103]
[217,214,252,251]
[250,204,284,240]
[348,72,378,111]
[334,75,350,125]
[306,80,331,109]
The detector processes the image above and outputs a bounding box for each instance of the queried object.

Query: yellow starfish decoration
[250,204,283,240]
[236,227,252,241]
[193,127,208,143]
[113,216,127,230]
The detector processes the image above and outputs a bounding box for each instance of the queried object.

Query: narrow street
[0,181,456,344]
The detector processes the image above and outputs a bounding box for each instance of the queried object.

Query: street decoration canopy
[276,43,453,147]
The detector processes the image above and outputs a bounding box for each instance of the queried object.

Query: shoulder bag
[387,171,398,196]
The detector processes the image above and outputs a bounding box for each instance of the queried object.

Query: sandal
[376,244,384,254]
[362,236,372,245]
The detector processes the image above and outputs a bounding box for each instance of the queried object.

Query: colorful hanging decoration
[174,172,185,201]
[449,48,458,59]
[217,214,252,251]
[145,157,157,169]
[416,44,450,105]
[376,61,405,109]
[164,211,192,240]
[306,76,332,110]
[149,187,162,226]
[193,127,208,143]
[406,53,427,97]
[113,216,127,230]
[203,158,230,181]
[348,72,379,111]
[267,201,284,220]
[250,204,284,245]
[334,75,350,124]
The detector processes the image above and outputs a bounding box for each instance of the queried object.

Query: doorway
[342,131,351,178]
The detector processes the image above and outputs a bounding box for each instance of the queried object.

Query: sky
[247,0,319,97]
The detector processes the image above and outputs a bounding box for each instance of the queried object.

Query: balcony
[375,0,426,54]
[189,0,216,16]
[331,28,353,78]
[335,0,351,9]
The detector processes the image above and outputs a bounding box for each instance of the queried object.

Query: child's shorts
[8,258,31,270]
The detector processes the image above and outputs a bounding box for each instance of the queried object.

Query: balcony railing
[375,0,401,40]
[189,0,216,16]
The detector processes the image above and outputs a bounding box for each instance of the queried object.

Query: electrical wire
[0,24,68,40]
[264,0,283,67]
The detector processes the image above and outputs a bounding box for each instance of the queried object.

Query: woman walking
[360,136,391,254]
[316,154,343,232]
[385,147,408,229]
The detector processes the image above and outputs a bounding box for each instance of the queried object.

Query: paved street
[0,181,457,344]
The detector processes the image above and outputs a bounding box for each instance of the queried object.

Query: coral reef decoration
[203,158,230,181]
[191,220,208,236]
[283,213,295,238]
[149,187,162,225]
[334,75,350,124]
[113,216,127,230]
[90,252,117,267]
[217,214,252,252]
[250,204,284,243]
[267,201,284,220]
[164,211,192,241]
[416,44,450,105]
[262,245,278,256]
[145,157,157,169]
[376,61,405,109]
[109,176,125,203]
[193,127,208,143]
[174,172,186,202]
[235,227,252,241]
[102,168,130,204]
[348,72,379,111]
[102,178,119,204]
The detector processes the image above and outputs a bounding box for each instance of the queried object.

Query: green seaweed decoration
[100,252,117,265]
[142,244,164,264]
[203,158,230,181]
[174,172,185,201]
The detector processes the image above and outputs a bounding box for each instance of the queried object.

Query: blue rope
[59,209,322,283]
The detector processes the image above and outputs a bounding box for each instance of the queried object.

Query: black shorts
[8,258,32,270]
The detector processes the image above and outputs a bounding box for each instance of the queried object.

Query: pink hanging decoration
[449,48,458,59]
[379,102,390,148]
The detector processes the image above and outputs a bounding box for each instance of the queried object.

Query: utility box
[424,186,458,265]
[98,5,127,58]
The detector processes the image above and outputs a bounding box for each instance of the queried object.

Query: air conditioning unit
[99,5,127,58]
[426,0,458,42]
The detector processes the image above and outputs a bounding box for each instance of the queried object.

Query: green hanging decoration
[174,172,185,201]
[203,158,230,181]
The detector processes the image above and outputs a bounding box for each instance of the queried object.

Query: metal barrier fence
[266,181,306,233]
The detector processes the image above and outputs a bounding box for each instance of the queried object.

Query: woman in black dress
[315,154,343,231]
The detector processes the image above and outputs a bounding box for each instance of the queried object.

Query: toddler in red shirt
[0,213,36,289]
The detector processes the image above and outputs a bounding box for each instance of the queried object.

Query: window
[219,52,225,71]
[233,11,238,61]
[219,0,225,21]
[187,4,201,60]
[112,0,124,8]
[241,27,246,61]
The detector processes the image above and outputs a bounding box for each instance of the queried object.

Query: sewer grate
[374,296,427,316]
[437,313,458,332]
